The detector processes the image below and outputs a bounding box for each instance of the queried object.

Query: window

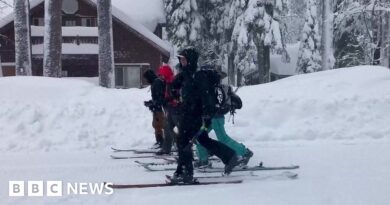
[65,20,76,26]
[32,18,44,26]
[115,64,149,88]
[81,18,97,27]
[31,38,44,45]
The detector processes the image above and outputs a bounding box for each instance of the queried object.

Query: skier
[195,96,253,167]
[194,66,253,167]
[156,64,181,155]
[171,47,240,183]
[143,69,165,149]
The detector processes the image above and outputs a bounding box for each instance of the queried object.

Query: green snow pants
[196,116,247,162]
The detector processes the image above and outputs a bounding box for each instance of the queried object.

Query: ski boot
[240,148,254,167]
[224,155,240,175]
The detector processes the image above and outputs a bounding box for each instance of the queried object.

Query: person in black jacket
[171,47,239,182]
[143,69,165,149]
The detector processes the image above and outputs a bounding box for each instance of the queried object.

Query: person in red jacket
[156,64,181,155]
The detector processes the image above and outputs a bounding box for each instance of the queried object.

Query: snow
[111,0,165,31]
[1,66,390,204]
[0,0,172,56]
[0,0,166,32]
[91,0,171,55]
[32,43,99,55]
[31,26,99,37]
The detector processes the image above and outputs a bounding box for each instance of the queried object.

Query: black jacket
[143,69,165,112]
[172,63,215,118]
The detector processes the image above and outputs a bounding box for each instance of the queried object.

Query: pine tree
[296,0,322,74]
[13,0,32,76]
[0,1,7,77]
[215,0,247,85]
[97,0,115,88]
[382,11,390,68]
[164,0,203,47]
[232,0,288,84]
[43,0,62,77]
[0,54,3,77]
[333,0,365,67]
[333,0,390,67]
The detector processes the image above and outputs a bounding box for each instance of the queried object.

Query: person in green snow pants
[195,115,253,166]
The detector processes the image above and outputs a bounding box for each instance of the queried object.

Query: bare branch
[0,0,13,8]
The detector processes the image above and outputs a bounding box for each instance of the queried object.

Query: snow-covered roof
[0,0,171,56]
[31,26,98,37]
[0,0,43,28]
[270,43,299,76]
[111,0,165,31]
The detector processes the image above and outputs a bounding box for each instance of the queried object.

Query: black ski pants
[176,112,236,176]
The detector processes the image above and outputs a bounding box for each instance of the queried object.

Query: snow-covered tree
[382,11,390,68]
[333,0,390,67]
[232,0,288,84]
[0,54,2,77]
[333,0,365,67]
[13,0,32,76]
[285,0,306,43]
[214,0,247,85]
[296,0,322,74]
[164,0,203,47]
[43,0,62,77]
[164,0,289,85]
[0,1,6,77]
[321,0,335,70]
[97,0,115,88]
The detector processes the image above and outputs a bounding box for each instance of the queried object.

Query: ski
[136,161,176,171]
[107,179,242,189]
[197,164,300,173]
[167,171,298,180]
[133,149,178,154]
[110,154,172,160]
[134,157,221,167]
[135,160,176,166]
[111,147,138,152]
[111,147,179,154]
[138,162,299,172]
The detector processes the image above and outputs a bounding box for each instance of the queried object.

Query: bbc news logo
[9,181,114,197]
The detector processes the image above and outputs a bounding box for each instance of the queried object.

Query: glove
[144,100,153,107]
[202,115,212,130]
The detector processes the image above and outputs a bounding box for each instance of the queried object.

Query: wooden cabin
[0,0,171,88]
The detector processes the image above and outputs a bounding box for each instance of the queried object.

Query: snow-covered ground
[1,66,390,205]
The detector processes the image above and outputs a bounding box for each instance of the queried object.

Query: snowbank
[0,66,389,152]
[233,66,390,142]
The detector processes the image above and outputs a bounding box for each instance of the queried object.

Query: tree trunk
[237,68,242,86]
[13,0,32,76]
[321,0,335,70]
[256,42,264,84]
[0,55,3,77]
[97,0,115,88]
[228,51,235,86]
[264,45,270,83]
[381,12,390,68]
[254,32,270,84]
[43,0,62,77]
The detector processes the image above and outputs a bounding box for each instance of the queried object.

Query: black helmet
[143,69,157,84]
[177,47,199,70]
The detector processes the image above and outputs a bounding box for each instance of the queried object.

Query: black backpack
[198,66,242,116]
[215,84,242,115]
